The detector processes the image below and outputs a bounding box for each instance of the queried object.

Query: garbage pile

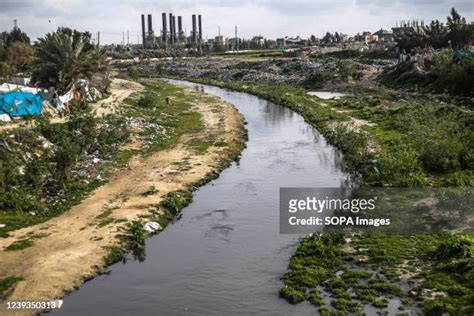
[0,79,103,123]
[134,57,394,89]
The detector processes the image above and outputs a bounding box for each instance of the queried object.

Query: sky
[0,0,473,44]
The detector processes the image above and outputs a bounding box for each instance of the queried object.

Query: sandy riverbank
[0,79,246,315]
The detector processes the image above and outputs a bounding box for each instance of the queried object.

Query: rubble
[135,57,395,90]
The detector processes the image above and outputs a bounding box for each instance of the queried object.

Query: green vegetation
[394,8,473,51]
[0,276,23,297]
[32,27,107,92]
[102,245,127,266]
[379,51,474,96]
[0,26,33,77]
[170,78,471,187]
[279,233,474,314]
[160,190,193,215]
[5,239,34,251]
[123,82,204,154]
[0,103,128,237]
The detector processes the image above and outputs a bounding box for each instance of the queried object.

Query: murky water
[55,81,351,315]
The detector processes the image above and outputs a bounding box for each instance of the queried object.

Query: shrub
[279,285,306,304]
[435,235,473,259]
[367,142,427,186]
[137,93,157,108]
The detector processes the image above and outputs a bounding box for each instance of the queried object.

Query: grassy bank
[0,80,243,237]
[379,50,474,96]
[160,76,472,187]
[100,80,247,266]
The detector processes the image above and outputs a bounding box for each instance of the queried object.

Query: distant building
[276,38,286,48]
[284,36,306,47]
[374,29,394,42]
[356,32,379,44]
[214,35,226,52]
[251,36,265,48]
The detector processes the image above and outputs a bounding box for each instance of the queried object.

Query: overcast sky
[0,0,472,44]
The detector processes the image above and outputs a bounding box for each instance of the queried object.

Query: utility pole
[127,30,129,45]
[122,32,125,45]
[13,19,18,29]
[97,32,100,47]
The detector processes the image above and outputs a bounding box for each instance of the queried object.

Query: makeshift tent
[0,83,40,94]
[0,91,42,117]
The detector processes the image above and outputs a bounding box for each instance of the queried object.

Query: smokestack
[147,14,152,33]
[141,14,146,48]
[178,16,183,33]
[162,13,167,44]
[198,14,202,42]
[192,14,197,44]
[169,13,173,44]
[172,15,176,43]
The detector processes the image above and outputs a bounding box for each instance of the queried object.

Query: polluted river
[55,80,350,315]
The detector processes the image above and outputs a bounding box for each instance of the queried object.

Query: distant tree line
[394,8,473,50]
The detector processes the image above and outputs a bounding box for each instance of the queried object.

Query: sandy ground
[0,80,245,315]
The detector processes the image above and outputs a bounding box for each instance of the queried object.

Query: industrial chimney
[178,16,183,43]
[192,14,197,44]
[169,13,173,44]
[178,16,183,34]
[172,15,177,43]
[141,14,146,48]
[147,14,153,34]
[162,13,167,45]
[198,14,202,42]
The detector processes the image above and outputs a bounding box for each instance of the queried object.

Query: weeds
[0,276,23,296]
[5,239,34,251]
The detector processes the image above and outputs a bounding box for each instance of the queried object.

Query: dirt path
[0,82,245,315]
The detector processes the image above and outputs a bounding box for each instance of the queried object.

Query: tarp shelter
[0,83,40,94]
[0,91,42,117]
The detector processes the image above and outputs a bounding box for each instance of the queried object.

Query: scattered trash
[0,113,12,122]
[0,223,6,228]
[143,221,162,233]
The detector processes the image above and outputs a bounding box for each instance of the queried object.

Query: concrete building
[374,29,394,42]
[276,38,286,48]
[250,36,265,49]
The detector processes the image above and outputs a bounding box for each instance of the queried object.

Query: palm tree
[32,27,107,92]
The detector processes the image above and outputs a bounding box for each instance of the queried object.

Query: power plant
[141,12,203,50]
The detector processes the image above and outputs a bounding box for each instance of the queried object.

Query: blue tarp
[0,91,42,117]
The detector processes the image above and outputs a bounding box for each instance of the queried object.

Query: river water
[55,80,350,315]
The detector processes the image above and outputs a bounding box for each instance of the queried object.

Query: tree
[6,41,35,74]
[32,27,107,92]
[322,32,332,44]
[423,20,448,48]
[0,27,30,47]
[393,28,425,50]
[446,8,472,48]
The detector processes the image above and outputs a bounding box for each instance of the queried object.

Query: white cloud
[0,0,472,44]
